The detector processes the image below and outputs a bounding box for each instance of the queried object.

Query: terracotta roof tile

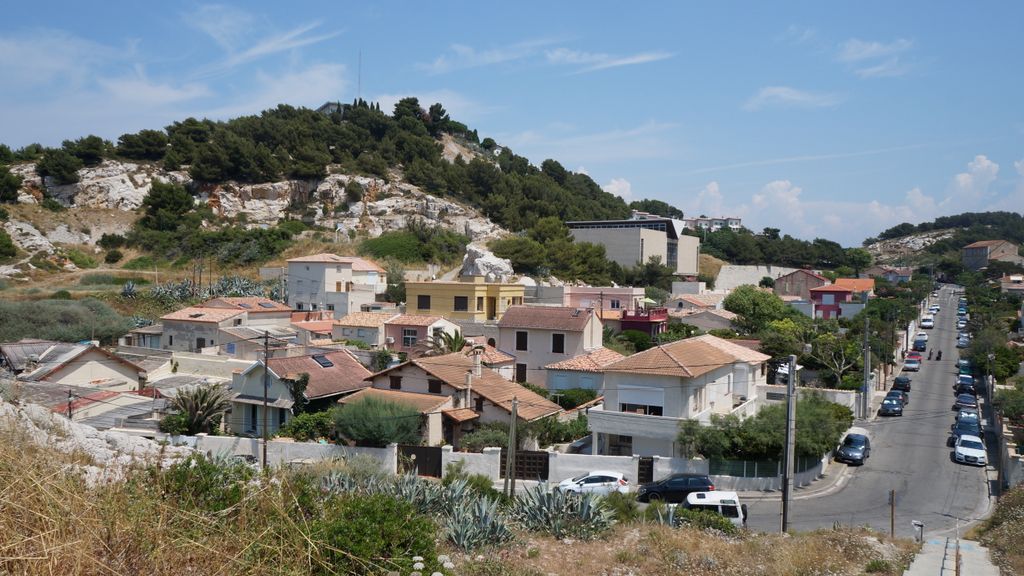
[386,314,443,327]
[201,297,291,312]
[497,306,594,331]
[545,347,625,372]
[291,321,334,334]
[380,353,561,421]
[335,312,398,328]
[810,285,853,293]
[266,350,371,399]
[442,407,480,422]
[603,334,767,378]
[964,240,1010,248]
[161,307,245,323]
[778,269,828,282]
[834,278,875,293]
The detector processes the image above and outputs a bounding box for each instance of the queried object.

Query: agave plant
[120,280,137,299]
[169,383,232,435]
[510,483,615,540]
[444,496,515,551]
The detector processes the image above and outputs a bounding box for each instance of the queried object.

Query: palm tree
[415,330,470,357]
[170,383,232,434]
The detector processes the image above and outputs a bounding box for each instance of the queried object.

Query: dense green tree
[0,166,22,203]
[628,199,685,219]
[334,396,421,447]
[36,149,83,184]
[117,129,169,160]
[540,159,568,186]
[63,135,108,166]
[722,285,790,333]
[139,181,195,232]
[0,144,13,165]
[844,248,872,275]
[169,384,232,435]
[0,229,16,258]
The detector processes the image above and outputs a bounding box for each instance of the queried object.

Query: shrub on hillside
[153,453,254,513]
[0,298,132,343]
[0,229,15,259]
[311,494,439,575]
[104,249,123,264]
[65,249,98,269]
[97,233,126,250]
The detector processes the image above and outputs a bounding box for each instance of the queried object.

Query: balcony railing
[621,307,668,322]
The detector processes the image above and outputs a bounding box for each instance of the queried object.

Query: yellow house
[405,276,525,322]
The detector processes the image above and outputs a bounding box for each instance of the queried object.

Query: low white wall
[711,456,824,491]
[441,446,501,478]
[652,456,710,479]
[173,352,253,380]
[760,385,858,412]
[194,435,397,472]
[549,452,639,483]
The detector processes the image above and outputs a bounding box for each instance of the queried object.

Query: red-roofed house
[773,269,829,301]
[544,347,623,392]
[497,306,603,384]
[588,334,769,456]
[383,314,460,354]
[227,349,371,436]
[808,285,855,320]
[286,253,386,314]
[833,277,875,297]
[201,297,293,326]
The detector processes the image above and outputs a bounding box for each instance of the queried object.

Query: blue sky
[2,2,1022,246]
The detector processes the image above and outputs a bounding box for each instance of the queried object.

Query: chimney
[464,370,473,409]
[473,351,482,377]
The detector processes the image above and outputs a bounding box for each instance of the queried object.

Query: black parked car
[835,432,871,465]
[954,394,979,411]
[878,398,904,417]
[636,473,715,503]
[954,383,977,397]
[948,419,983,447]
[886,389,909,406]
[893,376,912,392]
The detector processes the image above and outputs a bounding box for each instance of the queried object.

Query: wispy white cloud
[0,29,122,88]
[200,63,347,119]
[98,65,210,106]
[778,25,817,45]
[418,38,558,74]
[838,38,913,62]
[742,86,843,111]
[545,47,673,73]
[838,38,913,78]
[184,4,256,51]
[601,177,633,200]
[687,142,929,175]
[499,121,677,165]
[222,22,340,69]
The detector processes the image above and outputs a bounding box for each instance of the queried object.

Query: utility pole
[862,311,871,419]
[66,388,73,420]
[504,397,518,497]
[781,354,797,533]
[262,331,270,470]
[889,489,896,538]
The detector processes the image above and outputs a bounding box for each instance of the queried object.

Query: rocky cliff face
[865,229,954,264]
[12,160,506,243]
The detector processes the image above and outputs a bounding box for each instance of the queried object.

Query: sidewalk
[903,537,1000,576]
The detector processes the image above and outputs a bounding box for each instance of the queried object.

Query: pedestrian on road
[937,350,942,360]
[928,350,933,360]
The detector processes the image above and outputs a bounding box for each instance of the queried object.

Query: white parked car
[954,435,987,466]
[557,470,630,495]
[683,491,748,528]
[916,332,928,342]
[921,317,934,329]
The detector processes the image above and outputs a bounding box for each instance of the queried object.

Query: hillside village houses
[497,305,603,384]
[286,254,387,313]
[587,334,770,456]
[961,239,1024,271]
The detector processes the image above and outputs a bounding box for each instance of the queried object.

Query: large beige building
[287,254,386,314]
[566,211,700,275]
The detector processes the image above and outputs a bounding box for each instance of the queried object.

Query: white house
[332,312,398,347]
[287,253,386,314]
[544,347,623,392]
[588,335,769,457]
[18,343,146,391]
[497,306,603,385]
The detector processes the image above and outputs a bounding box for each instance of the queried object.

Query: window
[326,304,334,311]
[475,396,484,411]
[417,295,431,310]
[402,328,417,348]
[477,296,484,311]
[428,379,442,394]
[234,318,242,326]
[312,354,334,368]
[278,408,287,427]
[610,299,621,309]
[432,327,443,340]
[336,281,342,292]
[515,331,528,351]
[297,303,305,310]
[454,296,469,311]
[356,328,367,337]
[225,342,236,354]
[249,405,257,432]
[552,333,565,354]
[389,376,402,390]
[511,297,523,305]
[168,335,173,346]
[515,363,527,383]
[620,403,664,416]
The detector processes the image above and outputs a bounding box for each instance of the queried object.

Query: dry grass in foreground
[462,524,917,576]
[0,422,918,576]
[977,483,1024,575]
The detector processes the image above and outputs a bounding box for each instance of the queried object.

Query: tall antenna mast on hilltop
[358,49,362,101]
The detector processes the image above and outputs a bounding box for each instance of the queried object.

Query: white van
[920,316,934,329]
[683,491,747,527]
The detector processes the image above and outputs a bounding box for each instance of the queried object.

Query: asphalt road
[746,286,993,537]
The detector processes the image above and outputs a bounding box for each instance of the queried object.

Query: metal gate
[498,449,549,481]
[638,456,655,484]
[397,445,443,477]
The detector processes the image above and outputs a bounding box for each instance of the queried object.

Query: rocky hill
[864,229,956,264]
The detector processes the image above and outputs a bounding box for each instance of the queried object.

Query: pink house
[383,314,460,353]
[808,285,855,320]
[620,307,669,337]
